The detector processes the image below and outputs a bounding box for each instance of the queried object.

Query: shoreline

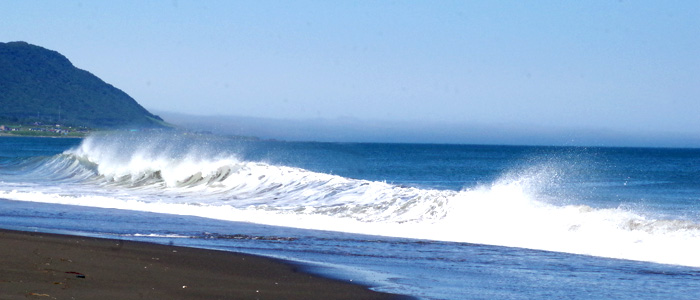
[0,133,85,138]
[0,228,411,300]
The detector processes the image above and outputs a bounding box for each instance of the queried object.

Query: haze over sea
[1,134,699,299]
[3,1,699,148]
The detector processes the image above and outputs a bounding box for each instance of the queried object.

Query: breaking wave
[1,133,699,267]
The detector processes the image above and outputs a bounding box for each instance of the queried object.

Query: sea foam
[2,133,699,268]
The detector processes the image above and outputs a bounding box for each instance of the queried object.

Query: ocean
[1,133,699,299]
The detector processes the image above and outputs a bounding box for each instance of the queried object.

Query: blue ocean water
[1,134,699,299]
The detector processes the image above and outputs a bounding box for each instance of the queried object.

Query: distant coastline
[0,132,85,138]
[0,123,91,138]
[0,124,259,141]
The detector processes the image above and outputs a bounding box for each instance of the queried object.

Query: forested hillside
[0,41,166,128]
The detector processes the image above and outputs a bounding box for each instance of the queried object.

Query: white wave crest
[3,133,699,268]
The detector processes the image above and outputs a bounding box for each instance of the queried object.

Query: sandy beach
[0,229,407,300]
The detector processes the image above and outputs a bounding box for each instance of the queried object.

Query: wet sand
[0,229,408,300]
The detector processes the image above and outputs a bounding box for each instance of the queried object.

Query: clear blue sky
[2,1,699,146]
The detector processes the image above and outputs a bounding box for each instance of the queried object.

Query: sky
[1,1,699,146]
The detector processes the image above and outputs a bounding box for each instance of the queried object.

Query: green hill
[0,41,166,128]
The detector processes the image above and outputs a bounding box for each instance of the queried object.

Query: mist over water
[156,111,700,148]
[2,133,699,268]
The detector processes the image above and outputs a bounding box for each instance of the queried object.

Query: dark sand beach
[0,229,407,300]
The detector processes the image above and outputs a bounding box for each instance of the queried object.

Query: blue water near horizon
[1,134,700,299]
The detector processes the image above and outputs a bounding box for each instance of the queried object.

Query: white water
[2,134,700,268]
